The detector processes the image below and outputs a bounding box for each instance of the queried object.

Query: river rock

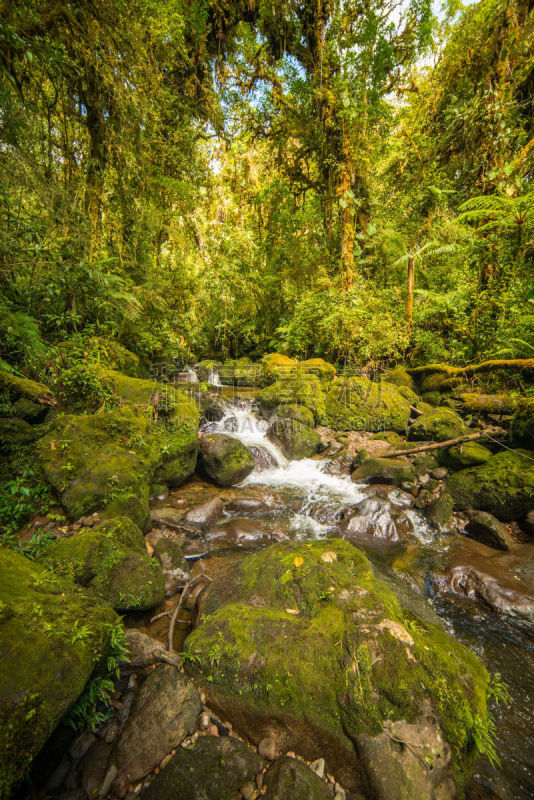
[37,517,165,612]
[257,374,325,423]
[321,451,354,476]
[0,549,116,798]
[277,402,315,427]
[341,497,414,543]
[324,376,411,433]
[186,539,489,796]
[263,756,331,800]
[78,740,113,799]
[153,536,189,595]
[224,498,270,516]
[351,457,415,486]
[124,630,180,669]
[249,445,279,471]
[464,511,514,551]
[111,665,201,790]
[438,566,534,622]
[143,735,264,800]
[199,433,255,486]
[511,397,534,448]
[261,353,298,384]
[447,450,534,520]
[267,417,321,459]
[207,518,285,552]
[408,407,470,442]
[426,493,454,531]
[439,441,491,471]
[185,497,224,527]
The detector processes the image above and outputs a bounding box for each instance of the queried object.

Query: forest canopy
[1,0,533,371]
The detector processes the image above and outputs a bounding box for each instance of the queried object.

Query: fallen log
[407,359,534,378]
[386,428,507,458]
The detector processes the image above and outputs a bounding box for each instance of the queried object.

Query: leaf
[285,608,300,615]
[293,556,303,568]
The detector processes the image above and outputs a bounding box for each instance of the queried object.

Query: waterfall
[208,369,221,386]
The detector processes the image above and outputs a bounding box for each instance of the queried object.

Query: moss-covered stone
[408,408,470,442]
[267,418,321,459]
[351,457,415,486]
[257,374,325,424]
[459,393,519,415]
[186,539,489,796]
[219,360,262,387]
[261,353,298,385]
[383,367,416,391]
[0,548,116,799]
[277,402,315,428]
[38,517,164,611]
[511,397,534,448]
[199,433,255,486]
[447,450,534,520]
[439,441,492,471]
[324,377,411,433]
[0,418,41,453]
[299,358,337,386]
[426,493,455,531]
[0,370,55,414]
[194,360,222,382]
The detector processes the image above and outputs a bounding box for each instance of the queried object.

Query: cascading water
[183,367,198,383]
[208,369,221,386]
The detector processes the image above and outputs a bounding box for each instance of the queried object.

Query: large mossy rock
[257,374,325,424]
[299,358,336,386]
[0,370,55,421]
[447,450,534,521]
[439,441,492,471]
[0,548,116,799]
[38,517,164,611]
[36,386,198,528]
[324,377,411,433]
[267,417,321,460]
[0,418,42,454]
[185,539,489,798]
[277,402,314,428]
[351,457,415,486]
[408,408,470,442]
[194,360,222,382]
[511,397,534,448]
[383,367,416,391]
[459,393,518,415]
[199,433,255,486]
[219,359,262,387]
[261,353,298,385]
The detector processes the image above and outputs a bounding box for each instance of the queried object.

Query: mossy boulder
[0,548,116,800]
[351,457,415,486]
[38,517,165,611]
[36,397,198,528]
[408,408,470,442]
[299,358,336,386]
[186,539,489,797]
[0,418,42,453]
[257,374,325,424]
[194,360,222,382]
[511,397,534,448]
[261,353,298,385]
[267,418,321,460]
[199,433,255,486]
[383,367,416,391]
[277,402,314,428]
[219,359,262,387]
[459,393,518,416]
[447,450,534,520]
[426,493,455,531]
[0,370,55,419]
[324,377,411,433]
[439,441,492,471]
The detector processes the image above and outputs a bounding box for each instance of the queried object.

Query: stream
[139,391,534,800]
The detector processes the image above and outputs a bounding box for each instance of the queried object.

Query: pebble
[258,737,277,760]
[159,753,173,770]
[200,690,206,703]
[208,723,219,736]
[431,467,448,480]
[309,757,325,778]
[200,712,210,729]
[334,783,346,799]
[240,780,256,799]
[256,773,264,788]
[101,764,118,797]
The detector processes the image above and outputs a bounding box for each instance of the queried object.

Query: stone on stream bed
[37,516,165,611]
[408,407,470,442]
[199,433,256,486]
[351,457,415,486]
[438,441,492,470]
[340,496,414,544]
[464,511,514,551]
[0,548,117,800]
[267,417,321,459]
[263,756,332,800]
[257,374,326,423]
[324,377,411,433]
[142,735,264,800]
[511,397,534,448]
[277,402,315,427]
[185,538,490,799]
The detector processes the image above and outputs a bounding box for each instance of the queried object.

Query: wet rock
[426,493,454,531]
[277,402,315,427]
[267,417,321,460]
[408,407,470,442]
[78,740,113,799]
[439,441,491,471]
[464,511,514,551]
[207,518,284,552]
[447,450,534,520]
[362,484,414,508]
[414,489,434,509]
[321,452,354,476]
[150,506,184,531]
[249,445,279,471]
[263,756,331,800]
[511,397,534,448]
[185,497,224,528]
[224,498,270,516]
[124,630,181,669]
[200,433,256,486]
[258,737,278,761]
[69,730,97,761]
[185,539,489,795]
[324,376,411,433]
[439,565,534,622]
[224,415,239,432]
[143,735,264,800]
[257,374,325,423]
[112,664,201,788]
[341,497,414,543]
[203,398,226,421]
[153,537,189,596]
[38,517,165,612]
[431,467,448,480]
[351,457,415,487]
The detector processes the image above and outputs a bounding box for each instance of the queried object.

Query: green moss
[0,418,41,453]
[0,371,54,406]
[351,457,415,485]
[382,367,415,391]
[186,538,489,793]
[257,374,325,423]
[277,402,315,428]
[0,548,116,799]
[447,449,534,520]
[511,397,534,448]
[439,441,492,471]
[324,377,411,433]
[408,407,470,442]
[38,516,164,611]
[261,353,298,385]
[200,433,255,486]
[299,358,337,386]
[268,417,321,459]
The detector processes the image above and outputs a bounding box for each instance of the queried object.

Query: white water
[183,367,198,383]
[208,369,222,386]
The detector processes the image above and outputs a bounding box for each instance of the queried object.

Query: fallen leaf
[285,608,300,615]
[293,556,303,568]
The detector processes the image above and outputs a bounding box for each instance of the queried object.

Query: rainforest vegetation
[1,0,533,373]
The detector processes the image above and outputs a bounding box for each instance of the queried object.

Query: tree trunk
[406,255,415,336]
[338,124,356,290]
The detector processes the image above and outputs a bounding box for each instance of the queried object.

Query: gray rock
[69,730,96,761]
[185,497,224,528]
[263,756,331,800]
[351,458,415,487]
[267,418,321,460]
[431,468,448,480]
[258,737,278,761]
[142,735,264,800]
[439,566,534,622]
[78,740,112,799]
[112,665,201,786]
[465,511,514,551]
[426,493,454,531]
[124,629,181,669]
[224,498,270,516]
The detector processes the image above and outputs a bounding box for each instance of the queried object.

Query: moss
[195,360,222,381]
[199,433,255,486]
[0,548,116,800]
[351,457,415,486]
[408,407,470,442]
[0,370,55,406]
[277,402,315,428]
[267,417,321,459]
[299,358,337,386]
[257,374,326,423]
[510,397,534,448]
[324,377,411,433]
[439,441,492,471]
[186,539,489,793]
[447,449,534,520]
[382,367,416,391]
[261,353,298,385]
[460,393,519,415]
[38,516,164,611]
[0,418,41,453]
